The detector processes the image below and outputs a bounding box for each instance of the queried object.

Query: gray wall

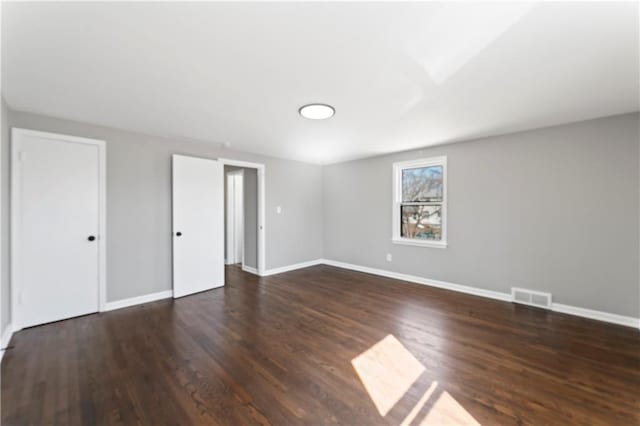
[1,98,9,335]
[2,107,637,320]
[7,109,324,302]
[223,166,258,269]
[323,113,640,317]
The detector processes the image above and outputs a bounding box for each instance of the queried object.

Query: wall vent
[511,287,552,309]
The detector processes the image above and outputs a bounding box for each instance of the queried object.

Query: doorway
[222,161,263,275]
[226,169,244,265]
[11,129,106,330]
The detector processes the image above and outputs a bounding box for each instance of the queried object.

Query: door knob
[88,235,96,242]
[176,232,182,237]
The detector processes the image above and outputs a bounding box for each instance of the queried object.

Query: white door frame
[225,169,244,265]
[11,128,107,331]
[218,158,265,276]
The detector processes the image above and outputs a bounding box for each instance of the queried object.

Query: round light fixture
[299,103,335,120]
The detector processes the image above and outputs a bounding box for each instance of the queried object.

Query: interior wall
[323,113,640,317]
[6,109,324,302]
[1,98,9,334]
[3,106,637,319]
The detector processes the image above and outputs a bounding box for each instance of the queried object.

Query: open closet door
[172,154,224,298]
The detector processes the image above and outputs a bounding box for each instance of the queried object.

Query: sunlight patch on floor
[352,334,481,425]
[400,381,438,425]
[419,390,480,425]
[351,334,426,416]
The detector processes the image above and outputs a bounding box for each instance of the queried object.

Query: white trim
[322,259,512,302]
[260,259,324,277]
[11,128,107,331]
[321,259,640,329]
[218,158,264,170]
[98,134,107,312]
[218,158,266,277]
[392,238,447,248]
[102,290,173,312]
[392,156,447,248]
[551,303,640,329]
[242,265,259,275]
[0,323,14,364]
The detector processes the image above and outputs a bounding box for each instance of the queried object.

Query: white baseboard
[322,259,640,330]
[551,303,640,329]
[1,323,14,363]
[242,264,259,275]
[4,260,636,337]
[260,259,324,277]
[102,290,173,312]
[322,259,513,302]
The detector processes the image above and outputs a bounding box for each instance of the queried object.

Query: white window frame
[392,156,447,249]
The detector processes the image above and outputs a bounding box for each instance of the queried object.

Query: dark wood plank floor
[2,265,639,425]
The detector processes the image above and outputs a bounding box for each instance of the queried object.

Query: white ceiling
[3,2,638,164]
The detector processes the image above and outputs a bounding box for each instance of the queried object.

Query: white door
[226,171,243,265]
[172,155,224,298]
[13,129,104,329]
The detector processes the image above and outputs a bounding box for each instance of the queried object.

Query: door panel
[172,155,224,298]
[17,133,100,328]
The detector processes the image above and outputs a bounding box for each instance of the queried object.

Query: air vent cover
[511,287,552,309]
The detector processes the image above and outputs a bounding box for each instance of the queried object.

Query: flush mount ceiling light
[299,103,335,120]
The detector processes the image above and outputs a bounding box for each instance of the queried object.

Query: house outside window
[392,156,447,248]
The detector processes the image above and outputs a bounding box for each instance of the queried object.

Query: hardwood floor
[2,265,639,425]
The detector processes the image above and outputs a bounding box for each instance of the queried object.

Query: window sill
[392,238,448,249]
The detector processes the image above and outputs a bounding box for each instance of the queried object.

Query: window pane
[402,165,443,202]
[401,205,442,240]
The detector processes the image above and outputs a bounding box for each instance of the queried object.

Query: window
[392,156,447,248]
